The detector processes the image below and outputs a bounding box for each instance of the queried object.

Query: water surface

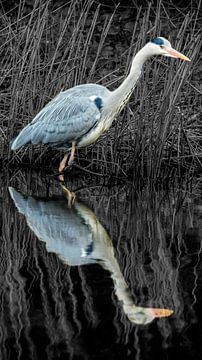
[0,171,201,359]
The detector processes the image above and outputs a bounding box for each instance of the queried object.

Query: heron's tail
[11,124,33,150]
[9,187,27,214]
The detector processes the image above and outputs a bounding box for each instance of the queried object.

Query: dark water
[0,171,202,360]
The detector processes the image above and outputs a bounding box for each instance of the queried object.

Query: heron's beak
[164,47,191,61]
[148,308,174,318]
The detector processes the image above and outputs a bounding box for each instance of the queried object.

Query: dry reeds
[0,0,201,179]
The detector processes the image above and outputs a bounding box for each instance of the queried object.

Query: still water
[0,171,202,359]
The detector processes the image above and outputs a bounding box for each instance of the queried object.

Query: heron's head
[147,37,190,61]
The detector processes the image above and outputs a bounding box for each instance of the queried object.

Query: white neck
[103,44,151,125]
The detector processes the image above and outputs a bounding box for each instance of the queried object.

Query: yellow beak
[148,308,174,318]
[164,47,191,61]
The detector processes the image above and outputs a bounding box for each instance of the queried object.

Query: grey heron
[9,186,173,324]
[11,37,190,201]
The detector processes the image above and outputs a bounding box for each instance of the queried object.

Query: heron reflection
[9,187,173,325]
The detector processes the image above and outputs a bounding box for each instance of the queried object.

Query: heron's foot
[57,162,75,182]
[60,182,76,207]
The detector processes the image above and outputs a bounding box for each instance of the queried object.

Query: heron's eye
[160,45,164,49]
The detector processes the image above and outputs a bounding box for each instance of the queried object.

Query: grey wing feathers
[9,187,96,266]
[11,84,109,150]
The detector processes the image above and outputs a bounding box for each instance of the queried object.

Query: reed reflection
[9,187,173,325]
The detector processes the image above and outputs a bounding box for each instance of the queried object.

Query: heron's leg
[67,141,76,167]
[58,160,76,206]
[59,152,69,177]
[58,142,76,181]
[60,182,76,207]
[58,143,76,206]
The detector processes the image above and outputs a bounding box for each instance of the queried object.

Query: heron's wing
[27,93,103,146]
[9,188,97,266]
[11,83,110,150]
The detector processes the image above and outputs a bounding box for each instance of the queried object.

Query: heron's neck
[105,46,150,115]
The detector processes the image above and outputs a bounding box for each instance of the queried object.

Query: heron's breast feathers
[77,121,105,147]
